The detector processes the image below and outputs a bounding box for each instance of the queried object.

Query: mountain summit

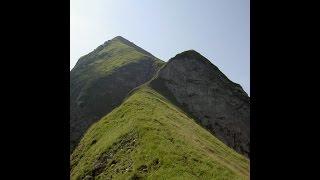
[150,50,250,157]
[70,37,250,179]
[70,36,164,151]
[108,36,156,58]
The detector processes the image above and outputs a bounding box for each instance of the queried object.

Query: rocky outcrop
[70,36,164,152]
[150,50,250,157]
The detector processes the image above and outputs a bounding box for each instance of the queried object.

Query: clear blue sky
[71,0,250,95]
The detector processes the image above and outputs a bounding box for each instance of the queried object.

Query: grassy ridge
[70,37,164,106]
[71,86,249,180]
[71,39,162,98]
[71,38,164,85]
[70,37,164,151]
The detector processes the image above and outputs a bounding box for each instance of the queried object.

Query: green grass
[71,86,249,180]
[70,37,164,101]
[71,38,163,84]
[70,37,165,152]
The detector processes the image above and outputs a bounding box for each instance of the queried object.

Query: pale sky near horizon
[70,0,250,95]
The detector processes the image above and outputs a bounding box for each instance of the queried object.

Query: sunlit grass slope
[71,86,249,180]
[71,36,164,86]
[70,36,164,151]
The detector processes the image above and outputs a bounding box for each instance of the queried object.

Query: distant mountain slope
[71,86,249,180]
[70,36,164,151]
[149,50,250,157]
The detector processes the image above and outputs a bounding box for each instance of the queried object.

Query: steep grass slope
[71,86,249,180]
[70,36,164,151]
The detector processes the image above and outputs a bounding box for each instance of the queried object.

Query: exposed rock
[137,165,148,173]
[150,50,250,157]
[70,86,250,179]
[83,175,93,180]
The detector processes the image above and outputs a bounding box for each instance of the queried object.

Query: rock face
[70,36,164,152]
[150,50,250,157]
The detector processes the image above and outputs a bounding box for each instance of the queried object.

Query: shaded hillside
[70,36,164,151]
[149,50,250,157]
[71,86,249,180]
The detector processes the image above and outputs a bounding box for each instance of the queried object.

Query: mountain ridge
[167,50,248,94]
[70,36,164,152]
[149,49,250,157]
[71,86,249,180]
[73,36,159,70]
[70,36,250,179]
[107,36,156,58]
